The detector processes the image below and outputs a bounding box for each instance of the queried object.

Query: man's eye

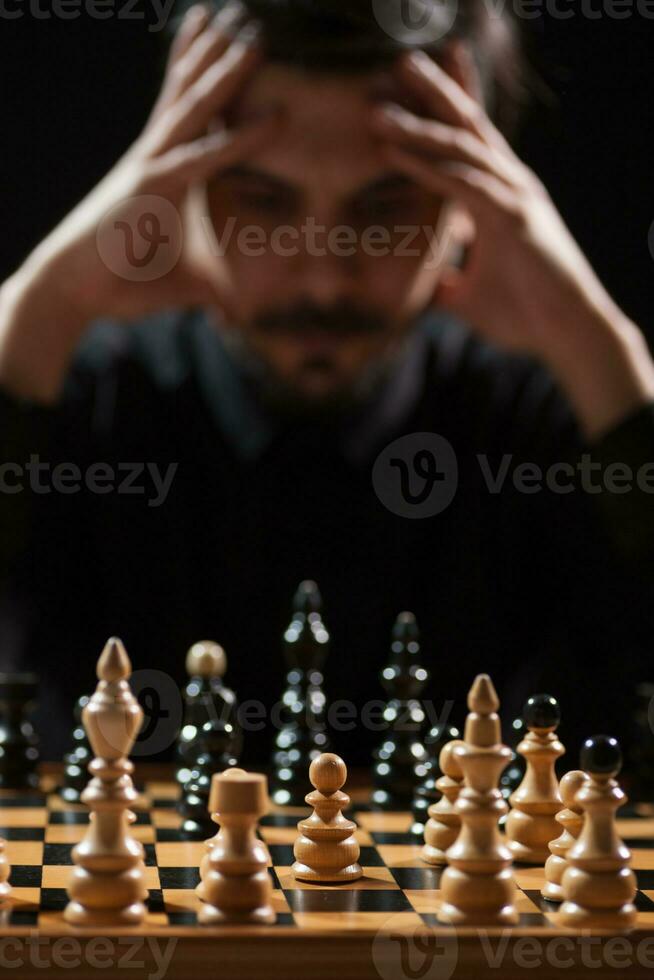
[236,191,288,214]
[354,198,414,220]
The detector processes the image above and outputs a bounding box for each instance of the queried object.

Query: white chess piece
[422,739,464,865]
[438,675,517,926]
[292,753,362,883]
[64,638,146,926]
[560,736,637,930]
[198,769,275,925]
[542,770,585,902]
[506,694,565,864]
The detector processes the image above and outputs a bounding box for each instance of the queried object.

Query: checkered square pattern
[2,784,654,934]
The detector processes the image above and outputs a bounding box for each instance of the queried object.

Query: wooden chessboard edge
[2,922,653,940]
[4,923,654,980]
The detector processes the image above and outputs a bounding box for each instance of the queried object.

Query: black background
[0,4,652,334]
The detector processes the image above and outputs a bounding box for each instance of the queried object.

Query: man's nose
[291,223,359,306]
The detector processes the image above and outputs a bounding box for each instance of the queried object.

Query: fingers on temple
[153,111,279,184]
[150,35,262,155]
[380,144,520,219]
[395,51,508,151]
[371,105,521,189]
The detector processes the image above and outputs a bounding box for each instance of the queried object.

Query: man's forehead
[224,63,411,194]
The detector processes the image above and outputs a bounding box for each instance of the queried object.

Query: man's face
[203,63,452,407]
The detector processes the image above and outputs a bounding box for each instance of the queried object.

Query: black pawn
[270,581,330,806]
[175,641,241,789]
[411,720,461,836]
[0,673,39,790]
[372,613,429,810]
[60,694,91,803]
[500,712,527,815]
[179,718,240,838]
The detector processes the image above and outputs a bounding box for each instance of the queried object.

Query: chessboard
[3,774,654,980]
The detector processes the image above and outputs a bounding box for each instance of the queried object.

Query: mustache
[252,302,390,337]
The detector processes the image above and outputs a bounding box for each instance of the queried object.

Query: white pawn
[64,638,146,926]
[422,740,465,865]
[560,736,637,930]
[293,754,362,883]
[438,675,517,927]
[0,839,10,900]
[542,770,586,902]
[196,768,246,902]
[198,770,275,925]
[187,640,226,679]
[506,694,565,864]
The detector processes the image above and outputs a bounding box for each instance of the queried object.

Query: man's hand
[0,3,278,401]
[370,50,654,438]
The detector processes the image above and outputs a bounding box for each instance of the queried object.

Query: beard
[251,299,390,339]
[221,300,406,421]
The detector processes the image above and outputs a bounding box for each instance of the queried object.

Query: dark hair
[199,0,534,136]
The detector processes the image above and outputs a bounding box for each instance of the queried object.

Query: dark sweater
[1,308,653,768]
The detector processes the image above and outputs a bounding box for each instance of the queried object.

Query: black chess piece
[0,673,39,790]
[269,581,330,806]
[175,641,241,788]
[411,720,461,836]
[627,682,654,803]
[179,718,241,838]
[522,692,562,736]
[581,733,623,774]
[500,710,527,821]
[372,613,429,810]
[60,694,91,803]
